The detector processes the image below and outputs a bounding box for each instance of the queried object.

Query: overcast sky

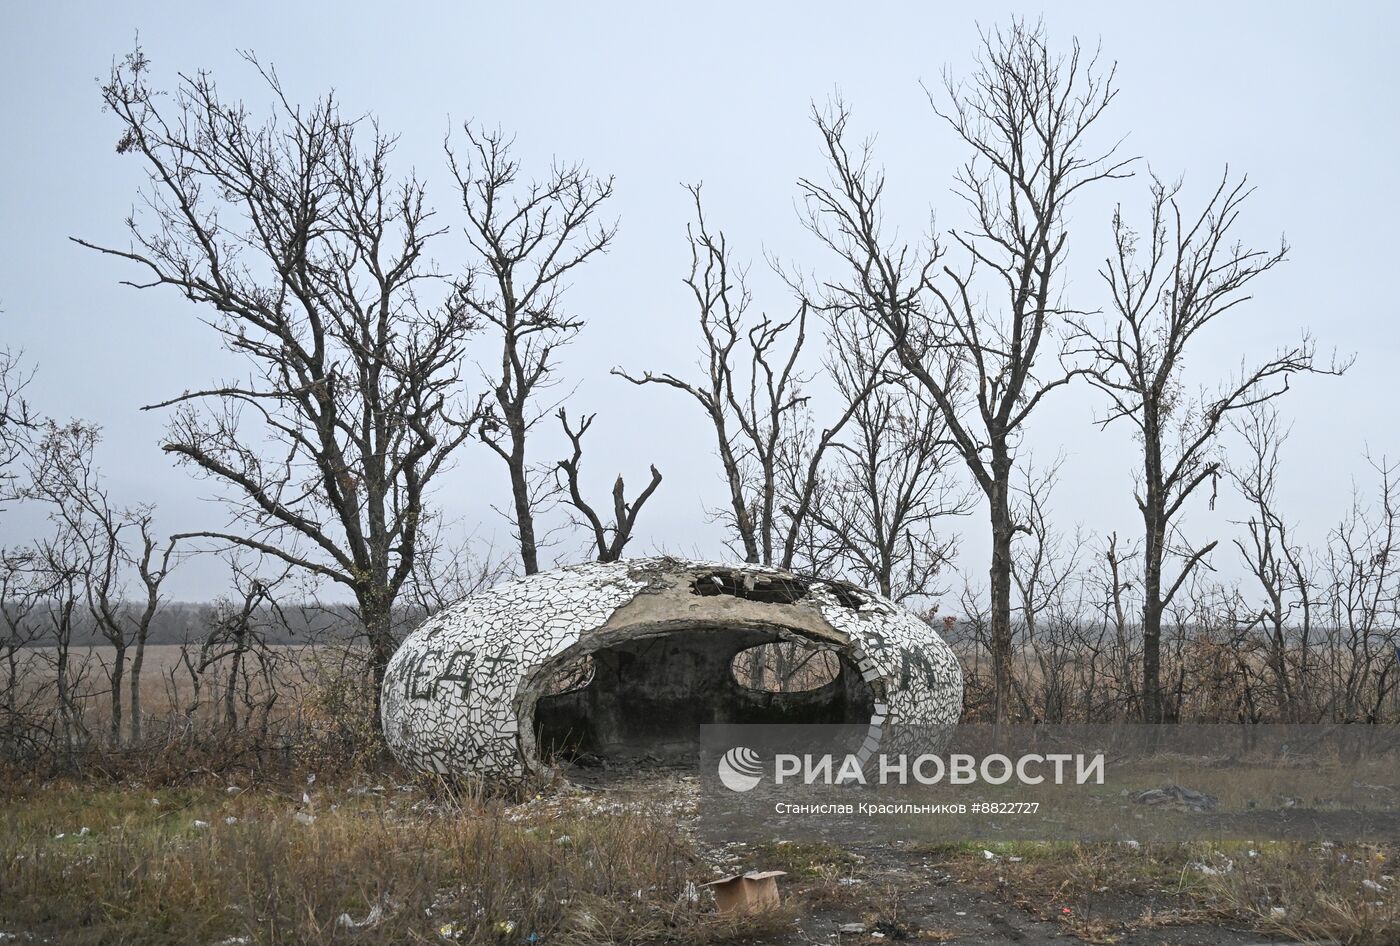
[1,1,1396,604]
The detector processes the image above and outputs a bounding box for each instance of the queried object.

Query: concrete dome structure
[381,557,963,778]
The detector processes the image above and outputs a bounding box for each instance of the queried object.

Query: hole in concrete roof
[690,569,809,604]
[731,642,841,693]
[542,654,594,695]
[825,583,867,610]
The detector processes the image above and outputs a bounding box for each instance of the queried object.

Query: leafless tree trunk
[1226,403,1314,721]
[31,525,92,760]
[198,560,286,733]
[78,48,483,717]
[1320,458,1399,722]
[556,410,662,562]
[1009,462,1086,720]
[126,524,178,744]
[0,551,38,728]
[1068,170,1342,720]
[451,125,615,575]
[801,25,1129,723]
[26,421,129,745]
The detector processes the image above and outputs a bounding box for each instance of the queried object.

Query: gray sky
[1,1,1396,603]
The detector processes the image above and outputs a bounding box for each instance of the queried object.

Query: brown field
[3,642,1398,944]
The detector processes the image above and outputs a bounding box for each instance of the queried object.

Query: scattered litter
[1131,784,1218,811]
[1363,878,1388,892]
[192,820,210,830]
[336,904,383,929]
[225,816,238,825]
[494,920,516,936]
[838,922,866,934]
[1270,907,1286,917]
[77,827,90,837]
[293,811,316,826]
[982,849,998,860]
[553,834,573,846]
[1187,855,1235,876]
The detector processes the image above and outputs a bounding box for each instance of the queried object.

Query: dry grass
[1207,842,1400,945]
[5,772,1399,944]
[7,645,1399,944]
[932,838,1400,945]
[0,777,783,946]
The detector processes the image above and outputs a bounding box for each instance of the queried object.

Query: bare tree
[1319,457,1399,723]
[615,185,874,567]
[1226,403,1314,720]
[805,310,971,601]
[555,409,662,562]
[1068,170,1341,720]
[801,24,1130,724]
[197,557,290,734]
[29,517,94,758]
[1008,461,1085,720]
[451,125,616,575]
[77,49,482,706]
[23,420,178,745]
[0,549,39,740]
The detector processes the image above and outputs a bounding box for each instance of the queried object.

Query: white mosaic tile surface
[381,557,963,777]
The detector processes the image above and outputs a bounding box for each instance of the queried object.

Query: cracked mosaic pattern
[381,557,963,777]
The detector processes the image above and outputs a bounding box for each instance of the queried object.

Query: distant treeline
[6,601,428,648]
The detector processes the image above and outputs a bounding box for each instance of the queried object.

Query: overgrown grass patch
[0,781,780,946]
[1206,841,1400,945]
[937,838,1399,945]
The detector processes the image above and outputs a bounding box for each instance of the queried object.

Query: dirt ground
[4,754,1377,944]
[551,765,1307,946]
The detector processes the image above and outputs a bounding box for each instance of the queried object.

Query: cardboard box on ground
[700,870,788,914]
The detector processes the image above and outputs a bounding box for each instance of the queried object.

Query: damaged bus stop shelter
[381,557,963,779]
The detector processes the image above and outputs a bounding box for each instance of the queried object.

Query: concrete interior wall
[532,624,875,763]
